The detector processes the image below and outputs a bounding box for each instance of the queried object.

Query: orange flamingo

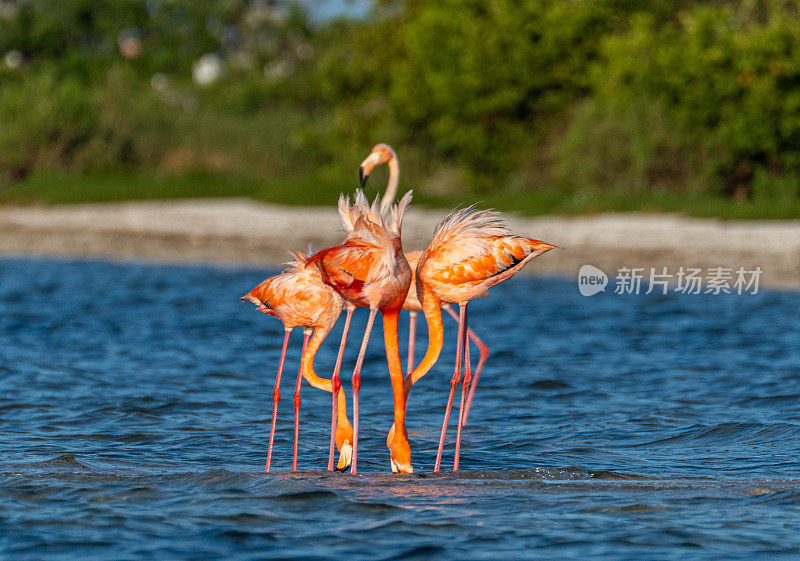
[359,144,490,423]
[309,190,414,474]
[402,251,489,421]
[241,252,353,472]
[407,207,557,472]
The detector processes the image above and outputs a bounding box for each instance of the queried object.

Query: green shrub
[0,68,95,170]
[313,0,625,178]
[582,4,800,197]
[2,0,800,211]
[555,96,725,194]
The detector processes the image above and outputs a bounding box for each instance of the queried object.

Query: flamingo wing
[308,242,378,295]
[426,236,552,286]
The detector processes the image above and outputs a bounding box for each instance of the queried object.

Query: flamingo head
[390,456,413,474]
[359,143,395,187]
[335,423,354,471]
[386,423,414,474]
[336,441,352,472]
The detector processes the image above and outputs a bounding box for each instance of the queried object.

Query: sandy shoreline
[1,198,798,288]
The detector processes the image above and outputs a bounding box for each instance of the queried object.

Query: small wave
[382,545,447,560]
[201,512,280,525]
[214,529,278,542]
[203,370,252,381]
[529,379,573,390]
[67,432,160,444]
[340,500,404,513]
[272,489,340,502]
[30,454,91,470]
[420,466,647,481]
[738,394,800,407]
[0,402,37,412]
[194,470,254,487]
[582,503,673,514]
[748,488,800,504]
[632,422,800,447]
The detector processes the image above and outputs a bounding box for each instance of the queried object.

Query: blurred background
[1,0,799,218]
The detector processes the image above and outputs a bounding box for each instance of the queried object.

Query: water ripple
[2,258,800,559]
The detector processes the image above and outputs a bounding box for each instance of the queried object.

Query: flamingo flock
[242,144,557,474]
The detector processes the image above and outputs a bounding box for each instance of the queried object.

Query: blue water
[2,257,800,559]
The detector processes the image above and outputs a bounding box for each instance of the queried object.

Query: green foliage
[555,96,724,194]
[566,3,800,198]
[6,168,800,220]
[0,63,179,172]
[0,68,94,170]
[314,0,624,175]
[1,0,800,215]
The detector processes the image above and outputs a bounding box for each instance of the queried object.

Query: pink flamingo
[358,144,489,422]
[309,190,415,474]
[241,252,353,471]
[407,207,556,472]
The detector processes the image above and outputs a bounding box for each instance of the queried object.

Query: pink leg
[462,329,487,425]
[444,305,488,427]
[434,303,467,473]
[350,309,378,474]
[266,329,291,472]
[453,306,471,471]
[292,330,311,472]
[406,312,417,378]
[328,307,354,471]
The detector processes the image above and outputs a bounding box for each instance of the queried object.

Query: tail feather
[241,278,275,312]
[241,294,262,306]
[481,237,558,288]
[282,251,309,272]
[432,206,509,245]
[338,188,412,239]
[388,190,413,238]
[338,193,357,232]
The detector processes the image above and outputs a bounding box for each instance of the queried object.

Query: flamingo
[406,207,557,472]
[241,252,353,472]
[309,190,414,474]
[358,144,489,422]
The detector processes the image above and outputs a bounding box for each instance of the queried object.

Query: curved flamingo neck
[404,285,444,398]
[300,325,352,434]
[380,151,400,213]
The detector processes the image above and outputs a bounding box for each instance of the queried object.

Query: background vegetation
[1,0,799,217]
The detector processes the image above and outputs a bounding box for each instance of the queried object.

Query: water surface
[1,258,799,559]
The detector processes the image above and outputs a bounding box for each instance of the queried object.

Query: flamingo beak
[359,153,379,188]
[336,441,352,471]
